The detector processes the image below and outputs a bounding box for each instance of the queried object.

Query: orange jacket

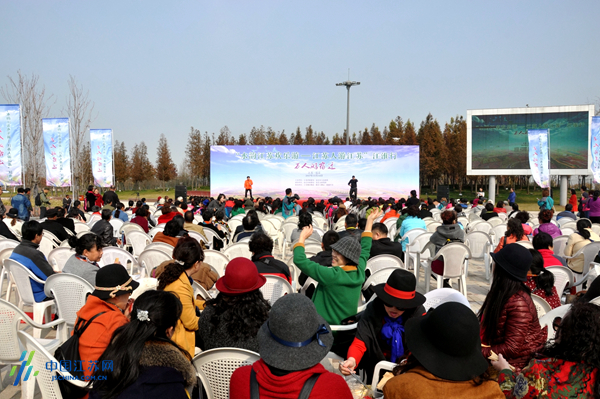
[244,179,253,189]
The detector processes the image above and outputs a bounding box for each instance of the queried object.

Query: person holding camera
[282,188,299,219]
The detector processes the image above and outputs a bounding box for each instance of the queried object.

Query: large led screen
[210,145,419,200]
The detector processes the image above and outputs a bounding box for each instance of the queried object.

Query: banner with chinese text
[42,118,72,187]
[90,129,113,187]
[527,129,550,188]
[592,117,600,184]
[0,104,23,186]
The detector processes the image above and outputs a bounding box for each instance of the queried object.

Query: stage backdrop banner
[210,145,420,199]
[90,129,113,187]
[527,129,550,188]
[42,118,72,187]
[592,116,600,184]
[0,104,23,186]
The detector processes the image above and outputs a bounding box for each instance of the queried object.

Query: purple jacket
[533,222,562,239]
[588,197,600,217]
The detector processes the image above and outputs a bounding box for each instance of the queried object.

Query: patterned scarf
[381,315,405,362]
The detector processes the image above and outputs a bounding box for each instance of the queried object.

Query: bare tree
[1,71,54,187]
[64,75,96,194]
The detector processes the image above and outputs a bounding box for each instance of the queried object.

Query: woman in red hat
[196,257,271,352]
[339,269,426,382]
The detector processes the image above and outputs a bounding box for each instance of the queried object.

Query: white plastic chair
[558,219,576,228]
[47,247,76,272]
[73,222,90,234]
[564,241,600,292]
[300,277,318,297]
[383,217,398,234]
[552,235,570,259]
[426,221,442,233]
[192,281,212,301]
[38,234,57,258]
[99,246,138,275]
[545,266,573,299]
[490,224,508,246]
[203,249,230,277]
[362,267,397,291]
[120,221,145,237]
[193,347,260,399]
[223,242,252,260]
[516,241,534,249]
[366,255,404,278]
[423,288,471,311]
[144,241,175,255]
[409,233,435,282]
[538,304,571,340]
[44,273,93,334]
[531,294,552,318]
[423,243,471,296]
[465,231,493,280]
[109,218,124,238]
[371,360,396,392]
[87,213,101,226]
[202,228,223,250]
[470,220,493,235]
[125,230,151,257]
[487,217,504,228]
[138,249,172,277]
[188,230,209,248]
[260,275,294,305]
[148,225,165,240]
[4,259,57,339]
[0,243,19,301]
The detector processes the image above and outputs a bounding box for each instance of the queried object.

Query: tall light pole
[336,79,360,145]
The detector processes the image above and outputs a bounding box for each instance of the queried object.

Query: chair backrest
[203,249,230,277]
[73,222,91,234]
[426,222,442,233]
[202,228,222,249]
[192,281,212,301]
[266,216,283,230]
[47,247,76,271]
[560,227,574,236]
[490,224,508,244]
[138,249,172,277]
[0,239,20,252]
[558,218,576,228]
[0,299,29,362]
[187,230,209,247]
[457,216,469,227]
[39,235,57,257]
[44,273,93,327]
[227,219,243,236]
[591,223,600,237]
[531,294,552,318]
[545,266,574,299]
[120,222,145,236]
[5,259,39,305]
[285,215,299,225]
[109,218,124,238]
[312,216,328,231]
[432,243,472,278]
[538,304,571,340]
[280,222,297,242]
[99,247,137,270]
[401,228,427,246]
[487,217,504,227]
[578,242,600,276]
[465,231,493,259]
[300,277,318,296]
[148,225,165,240]
[260,275,294,305]
[223,243,252,260]
[371,361,397,393]
[471,221,493,234]
[362,267,397,290]
[260,219,278,238]
[193,347,260,399]
[551,235,570,258]
[125,230,151,256]
[406,232,434,257]
[515,240,534,249]
[423,288,471,311]
[19,331,64,398]
[366,255,405,276]
[144,242,174,255]
[383,217,398,232]
[87,214,101,225]
[304,243,323,254]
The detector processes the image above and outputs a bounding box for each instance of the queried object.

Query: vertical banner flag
[42,118,72,187]
[528,129,550,188]
[90,129,113,187]
[0,104,23,186]
[592,116,600,184]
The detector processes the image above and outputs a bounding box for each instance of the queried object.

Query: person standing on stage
[244,176,253,198]
[348,175,358,200]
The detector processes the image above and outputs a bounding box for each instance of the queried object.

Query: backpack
[54,312,105,399]
[34,193,42,206]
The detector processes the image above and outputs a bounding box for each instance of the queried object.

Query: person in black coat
[91,209,120,247]
[102,186,120,209]
[39,208,70,243]
[54,207,75,235]
[0,211,19,240]
[249,232,291,283]
[369,223,404,261]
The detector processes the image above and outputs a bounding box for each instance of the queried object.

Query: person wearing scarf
[340,269,426,382]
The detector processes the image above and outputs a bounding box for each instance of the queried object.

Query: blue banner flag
[0,104,23,186]
[528,129,550,188]
[592,117,600,184]
[42,118,72,187]
[90,129,113,187]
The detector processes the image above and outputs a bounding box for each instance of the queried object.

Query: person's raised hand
[298,225,314,243]
[339,357,357,375]
[491,353,511,372]
[368,207,383,221]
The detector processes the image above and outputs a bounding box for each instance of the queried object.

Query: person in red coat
[230,294,352,399]
[478,244,546,370]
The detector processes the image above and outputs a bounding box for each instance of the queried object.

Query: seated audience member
[290,211,321,243]
[556,203,577,221]
[39,207,70,243]
[337,213,363,240]
[493,200,506,214]
[153,216,185,247]
[293,209,381,325]
[158,205,177,224]
[249,232,291,283]
[564,218,600,274]
[157,237,206,357]
[76,264,139,382]
[230,294,353,399]
[340,269,425,382]
[454,204,466,218]
[244,198,255,212]
[398,206,426,251]
[234,214,260,242]
[91,209,120,247]
[369,222,404,260]
[232,210,263,237]
[130,207,149,233]
[494,218,529,253]
[183,210,207,240]
[533,232,567,267]
[143,204,157,228]
[54,206,76,235]
[357,217,367,231]
[515,210,533,235]
[527,249,561,309]
[90,290,195,399]
[481,202,499,221]
[533,209,562,238]
[419,203,432,219]
[230,199,245,217]
[508,203,520,218]
[214,210,231,236]
[112,202,129,223]
[72,200,87,221]
[580,277,600,303]
[9,220,55,302]
[63,233,104,286]
[201,209,227,250]
[380,202,400,222]
[383,302,504,399]
[299,231,340,298]
[0,209,19,240]
[197,258,270,351]
[428,210,465,280]
[479,244,546,369]
[67,207,84,223]
[494,301,600,398]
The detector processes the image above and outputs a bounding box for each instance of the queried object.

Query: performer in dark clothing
[348,176,358,200]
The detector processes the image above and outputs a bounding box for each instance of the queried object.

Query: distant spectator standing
[244,176,253,198]
[102,185,120,209]
[85,185,96,211]
[62,194,71,211]
[537,188,554,211]
[282,188,297,219]
[38,187,51,219]
[507,187,516,205]
[588,190,600,224]
[11,188,30,221]
[568,188,578,213]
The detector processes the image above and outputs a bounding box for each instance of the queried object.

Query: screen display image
[210,145,419,200]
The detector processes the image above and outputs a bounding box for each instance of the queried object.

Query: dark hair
[441,210,456,225]
[570,189,576,195]
[67,208,80,219]
[454,204,463,214]
[184,211,194,223]
[410,190,417,197]
[542,302,600,398]
[101,209,112,221]
[87,185,93,192]
[232,199,243,211]
[529,249,555,296]
[249,232,273,254]
[157,236,204,290]
[407,205,419,217]
[358,218,367,230]
[298,212,312,229]
[478,264,530,344]
[114,203,124,219]
[205,290,270,341]
[322,230,339,251]
[372,222,388,236]
[512,203,519,211]
[542,188,550,197]
[242,214,259,231]
[345,213,357,228]
[128,200,134,207]
[594,190,600,201]
[68,233,104,255]
[564,204,573,212]
[485,202,494,212]
[135,207,148,217]
[91,290,186,398]
[17,188,24,193]
[202,209,214,221]
[285,188,292,195]
[515,211,530,224]
[496,201,504,208]
[74,200,81,208]
[215,210,225,221]
[161,206,172,215]
[533,232,553,250]
[505,218,525,241]
[163,215,184,237]
[539,209,553,224]
[576,219,592,240]
[22,220,43,240]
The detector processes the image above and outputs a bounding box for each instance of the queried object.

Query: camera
[292,194,300,201]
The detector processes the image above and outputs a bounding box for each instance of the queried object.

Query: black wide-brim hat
[92,264,139,300]
[258,294,333,371]
[372,269,425,309]
[405,302,489,381]
[490,243,533,282]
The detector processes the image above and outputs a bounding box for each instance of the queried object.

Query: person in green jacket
[294,207,382,325]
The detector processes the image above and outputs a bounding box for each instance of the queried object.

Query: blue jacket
[10,240,55,302]
[508,191,516,204]
[538,196,554,210]
[113,209,129,223]
[398,216,427,251]
[11,194,31,220]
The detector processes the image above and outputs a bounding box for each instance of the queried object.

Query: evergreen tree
[417,114,447,189]
[293,127,304,145]
[186,127,203,180]
[266,127,279,144]
[304,125,316,144]
[360,127,372,145]
[130,142,154,185]
[238,134,248,145]
[113,140,129,185]
[403,120,418,145]
[278,130,289,145]
[443,116,467,191]
[386,116,404,144]
[216,126,234,145]
[155,134,177,183]
[201,132,211,182]
[370,124,384,144]
[249,126,267,145]
[332,133,342,145]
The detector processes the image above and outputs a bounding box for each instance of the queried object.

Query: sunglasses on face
[383,302,406,311]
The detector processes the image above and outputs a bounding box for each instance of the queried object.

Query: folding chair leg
[461,275,468,297]
[436,275,443,290]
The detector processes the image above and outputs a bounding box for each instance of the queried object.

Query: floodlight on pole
[336,79,360,145]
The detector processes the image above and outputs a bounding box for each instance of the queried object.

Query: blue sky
[1,1,599,167]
